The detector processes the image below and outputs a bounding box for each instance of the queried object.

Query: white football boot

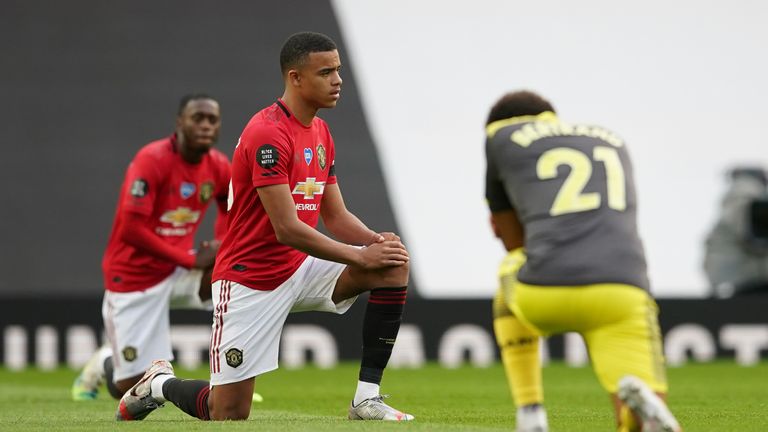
[516,403,549,432]
[618,375,681,432]
[115,360,174,421]
[348,394,414,421]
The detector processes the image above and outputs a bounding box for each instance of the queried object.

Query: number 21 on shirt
[536,146,626,216]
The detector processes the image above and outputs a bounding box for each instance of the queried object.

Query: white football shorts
[209,256,356,385]
[102,267,204,381]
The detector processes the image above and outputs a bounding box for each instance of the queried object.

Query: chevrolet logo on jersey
[160,207,201,227]
[292,177,325,199]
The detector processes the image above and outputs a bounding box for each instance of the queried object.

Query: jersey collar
[276,98,313,129]
[486,111,558,138]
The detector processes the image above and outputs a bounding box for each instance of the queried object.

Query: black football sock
[103,356,123,399]
[162,378,211,420]
[359,286,408,384]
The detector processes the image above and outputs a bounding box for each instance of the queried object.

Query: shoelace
[370,394,390,403]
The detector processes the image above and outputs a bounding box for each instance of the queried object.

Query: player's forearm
[323,210,377,246]
[119,220,196,268]
[274,219,363,266]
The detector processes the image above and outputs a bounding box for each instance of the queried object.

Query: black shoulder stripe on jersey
[276,100,291,118]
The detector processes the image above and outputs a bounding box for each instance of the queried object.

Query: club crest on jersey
[199,181,214,203]
[292,177,325,200]
[225,348,243,368]
[304,147,313,165]
[160,207,201,227]
[316,143,327,170]
[122,346,137,362]
[180,182,196,199]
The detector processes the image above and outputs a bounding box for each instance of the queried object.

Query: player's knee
[210,400,251,421]
[380,262,409,287]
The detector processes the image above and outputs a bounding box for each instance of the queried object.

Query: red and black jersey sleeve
[325,125,338,186]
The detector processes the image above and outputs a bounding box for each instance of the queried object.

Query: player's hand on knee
[377,232,401,242]
[358,240,409,269]
[365,231,401,246]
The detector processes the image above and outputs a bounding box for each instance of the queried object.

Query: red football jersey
[103,135,231,292]
[213,100,337,290]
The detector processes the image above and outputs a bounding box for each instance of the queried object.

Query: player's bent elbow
[273,229,289,246]
[272,224,301,248]
[118,226,143,249]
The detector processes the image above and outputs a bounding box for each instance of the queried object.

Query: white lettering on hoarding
[2,322,768,370]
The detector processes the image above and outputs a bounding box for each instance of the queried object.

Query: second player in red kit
[73,94,230,405]
[104,129,230,292]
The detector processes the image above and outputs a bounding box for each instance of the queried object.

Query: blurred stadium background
[2,0,768,372]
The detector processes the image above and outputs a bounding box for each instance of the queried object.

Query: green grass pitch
[1,361,766,431]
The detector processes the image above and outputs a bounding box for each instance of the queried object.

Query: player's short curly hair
[486,90,556,125]
[177,93,216,115]
[280,31,337,75]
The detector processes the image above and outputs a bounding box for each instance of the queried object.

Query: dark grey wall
[0,1,409,297]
